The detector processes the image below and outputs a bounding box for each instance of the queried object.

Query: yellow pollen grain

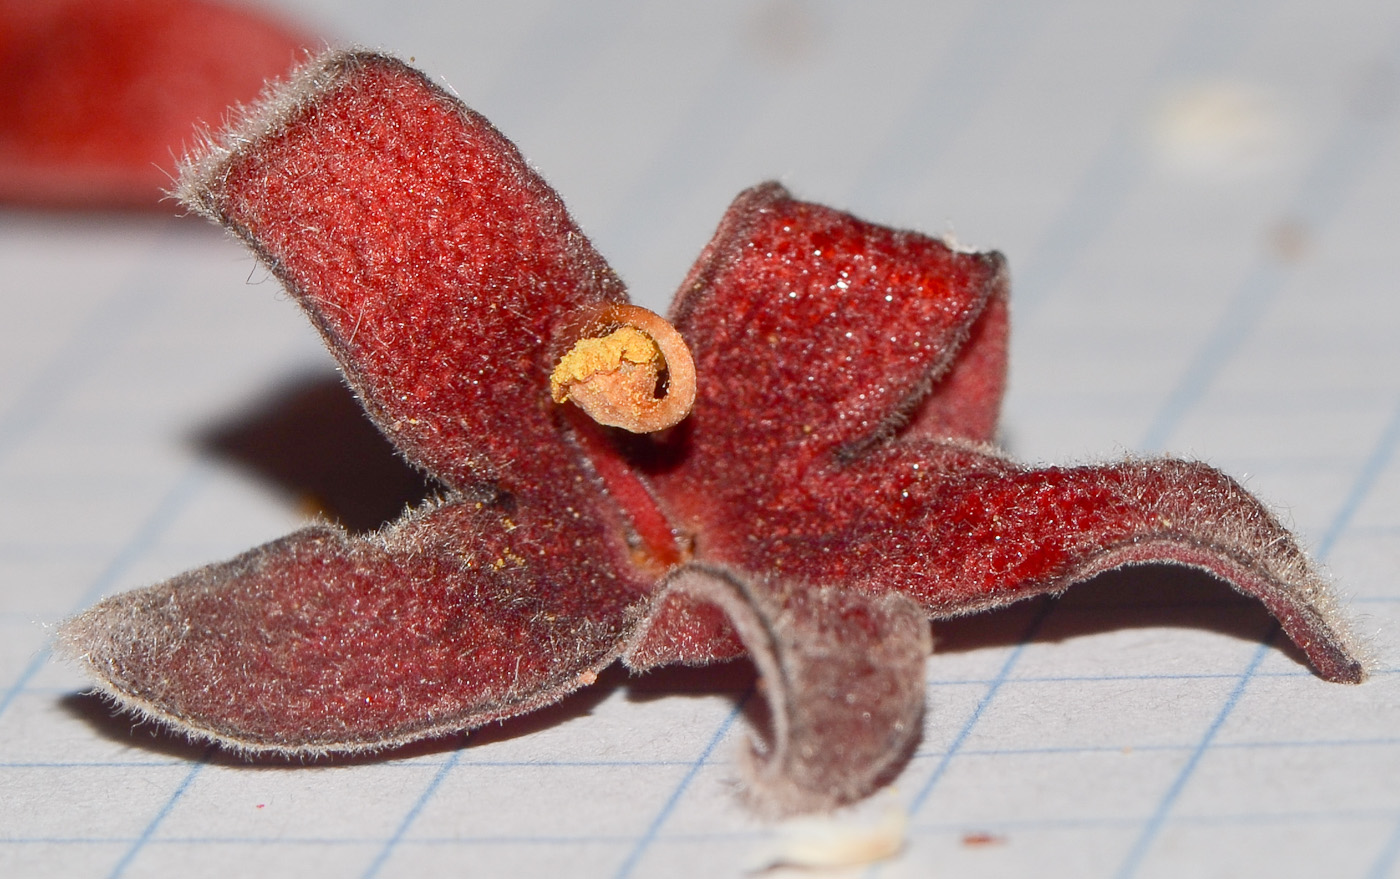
[550,326,662,403]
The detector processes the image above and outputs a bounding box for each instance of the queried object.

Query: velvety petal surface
[62,486,652,753]
[627,567,931,816]
[665,182,1007,466]
[178,51,627,490]
[901,289,1008,443]
[62,50,663,757]
[0,0,310,207]
[697,440,1365,683]
[652,183,1006,545]
[644,186,1360,684]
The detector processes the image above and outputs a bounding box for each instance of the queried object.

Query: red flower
[60,51,1364,816]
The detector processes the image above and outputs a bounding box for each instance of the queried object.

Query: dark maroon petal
[901,287,1008,444]
[178,51,627,490]
[60,485,652,752]
[654,183,1005,531]
[0,0,310,208]
[630,566,930,815]
[690,440,1363,683]
[621,586,745,669]
[669,181,1007,458]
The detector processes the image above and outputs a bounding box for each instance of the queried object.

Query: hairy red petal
[622,586,746,670]
[902,288,1008,443]
[178,51,627,489]
[695,441,1364,683]
[629,567,930,816]
[0,0,309,207]
[655,183,1005,530]
[61,488,652,753]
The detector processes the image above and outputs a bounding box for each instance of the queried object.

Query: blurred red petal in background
[0,0,313,208]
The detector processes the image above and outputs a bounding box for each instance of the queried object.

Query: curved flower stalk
[60,51,1365,816]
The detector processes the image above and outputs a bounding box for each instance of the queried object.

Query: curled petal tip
[640,567,931,817]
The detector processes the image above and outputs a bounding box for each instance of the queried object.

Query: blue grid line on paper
[1140,90,1400,451]
[468,0,636,123]
[846,0,1053,214]
[9,802,1400,851]
[0,259,165,467]
[1112,630,1277,878]
[5,729,1399,780]
[594,30,776,268]
[611,691,750,879]
[1368,818,1400,879]
[905,601,1057,815]
[1013,0,1276,319]
[1106,22,1400,869]
[106,755,210,879]
[360,749,464,879]
[1317,391,1400,559]
[0,462,209,723]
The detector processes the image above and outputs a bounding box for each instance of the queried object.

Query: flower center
[550,304,696,433]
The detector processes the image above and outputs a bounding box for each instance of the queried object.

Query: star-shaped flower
[60,51,1365,816]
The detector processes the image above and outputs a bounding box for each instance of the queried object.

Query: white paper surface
[3,1,1399,876]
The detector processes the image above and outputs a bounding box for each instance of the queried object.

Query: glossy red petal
[60,488,652,753]
[0,0,310,208]
[629,567,930,816]
[654,183,1005,532]
[178,51,627,489]
[693,440,1364,683]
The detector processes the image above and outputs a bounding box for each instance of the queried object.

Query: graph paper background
[2,0,1399,876]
